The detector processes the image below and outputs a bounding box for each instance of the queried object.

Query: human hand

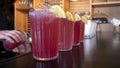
[0,30,26,43]
[0,30,27,51]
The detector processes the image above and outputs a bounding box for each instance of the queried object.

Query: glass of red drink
[73,21,85,46]
[59,18,74,51]
[73,21,81,46]
[80,22,85,43]
[29,8,60,61]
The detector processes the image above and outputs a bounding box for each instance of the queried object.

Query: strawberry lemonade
[29,8,60,61]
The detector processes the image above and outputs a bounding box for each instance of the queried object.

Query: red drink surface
[59,18,74,51]
[29,10,60,60]
[73,21,81,46]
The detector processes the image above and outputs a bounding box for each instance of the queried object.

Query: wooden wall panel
[70,1,90,14]
[93,6,120,22]
[15,1,29,32]
[63,0,70,12]
[93,0,107,3]
[108,0,120,2]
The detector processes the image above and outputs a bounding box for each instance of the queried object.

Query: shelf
[92,1,120,6]
[16,7,33,11]
[70,0,90,4]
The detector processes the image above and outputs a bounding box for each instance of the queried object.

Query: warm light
[70,0,78,1]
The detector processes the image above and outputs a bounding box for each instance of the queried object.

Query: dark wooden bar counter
[0,32,120,68]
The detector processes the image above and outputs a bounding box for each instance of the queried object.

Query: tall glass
[73,21,81,46]
[59,18,74,51]
[80,21,85,42]
[29,8,60,61]
[73,20,85,46]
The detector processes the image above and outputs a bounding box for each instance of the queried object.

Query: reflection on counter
[58,51,73,68]
[72,42,84,68]
[34,59,58,68]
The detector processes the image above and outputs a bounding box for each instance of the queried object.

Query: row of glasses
[29,11,85,61]
[29,0,85,61]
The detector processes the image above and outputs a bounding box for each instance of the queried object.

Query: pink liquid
[29,10,60,61]
[73,21,81,46]
[59,18,74,51]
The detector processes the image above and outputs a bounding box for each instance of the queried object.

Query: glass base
[59,47,72,51]
[33,53,58,61]
[80,40,84,42]
[73,43,80,46]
